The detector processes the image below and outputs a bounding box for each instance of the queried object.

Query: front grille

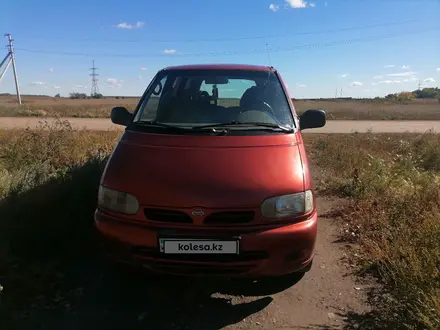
[144,208,192,223]
[132,247,267,263]
[204,211,255,225]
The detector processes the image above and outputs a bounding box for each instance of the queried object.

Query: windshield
[133,69,295,129]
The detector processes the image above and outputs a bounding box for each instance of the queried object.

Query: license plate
[159,239,239,254]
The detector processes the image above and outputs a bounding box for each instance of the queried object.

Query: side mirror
[111,107,133,126]
[299,109,326,130]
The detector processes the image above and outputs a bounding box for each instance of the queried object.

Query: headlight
[261,190,314,219]
[98,185,139,215]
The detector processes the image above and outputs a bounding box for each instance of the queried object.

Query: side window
[137,75,168,121]
[239,79,256,92]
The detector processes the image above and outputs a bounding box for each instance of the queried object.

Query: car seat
[240,86,267,111]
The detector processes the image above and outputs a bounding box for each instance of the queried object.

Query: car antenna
[265,43,273,67]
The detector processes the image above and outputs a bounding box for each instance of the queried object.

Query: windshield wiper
[133,120,229,135]
[195,121,294,132]
[134,120,186,130]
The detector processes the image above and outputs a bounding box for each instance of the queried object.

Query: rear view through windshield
[133,69,295,127]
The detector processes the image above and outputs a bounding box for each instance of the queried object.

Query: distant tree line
[69,93,104,99]
[385,87,440,102]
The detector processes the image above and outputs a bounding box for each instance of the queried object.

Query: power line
[17,19,425,44]
[14,26,440,59]
[89,60,99,97]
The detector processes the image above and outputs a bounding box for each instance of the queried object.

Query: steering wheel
[240,100,275,116]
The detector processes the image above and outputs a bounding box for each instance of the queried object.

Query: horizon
[1,0,439,98]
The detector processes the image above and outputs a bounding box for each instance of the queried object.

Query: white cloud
[164,49,177,54]
[351,81,363,87]
[424,77,436,83]
[269,4,279,11]
[403,77,418,82]
[105,78,123,88]
[401,65,410,69]
[363,90,370,92]
[374,75,384,79]
[29,81,45,86]
[116,22,131,29]
[339,73,349,78]
[140,67,148,71]
[285,0,308,8]
[53,85,61,89]
[384,65,395,68]
[386,71,417,77]
[378,80,402,84]
[48,68,54,73]
[310,3,316,7]
[436,68,440,72]
[115,21,145,29]
[296,83,306,87]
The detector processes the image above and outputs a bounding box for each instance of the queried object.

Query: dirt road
[9,196,371,330]
[1,116,440,133]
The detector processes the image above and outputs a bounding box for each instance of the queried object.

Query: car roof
[162,64,275,72]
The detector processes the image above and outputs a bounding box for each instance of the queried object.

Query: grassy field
[0,124,439,329]
[1,95,439,120]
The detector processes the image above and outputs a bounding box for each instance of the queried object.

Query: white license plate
[159,239,239,254]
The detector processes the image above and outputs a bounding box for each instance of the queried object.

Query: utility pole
[0,34,21,104]
[89,60,99,98]
[418,80,422,90]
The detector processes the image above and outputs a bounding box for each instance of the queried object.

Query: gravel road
[1,117,440,133]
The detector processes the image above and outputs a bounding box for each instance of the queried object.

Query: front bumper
[94,209,317,277]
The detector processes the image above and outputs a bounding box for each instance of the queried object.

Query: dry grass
[305,133,440,329]
[0,95,138,118]
[296,98,440,120]
[1,95,439,120]
[0,124,438,328]
[0,121,120,327]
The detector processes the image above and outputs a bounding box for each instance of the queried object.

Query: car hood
[101,131,305,208]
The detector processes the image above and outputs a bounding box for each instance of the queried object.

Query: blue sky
[1,0,439,98]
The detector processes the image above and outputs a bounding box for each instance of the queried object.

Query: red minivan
[95,64,326,278]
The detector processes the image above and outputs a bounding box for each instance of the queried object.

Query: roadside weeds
[306,133,440,329]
